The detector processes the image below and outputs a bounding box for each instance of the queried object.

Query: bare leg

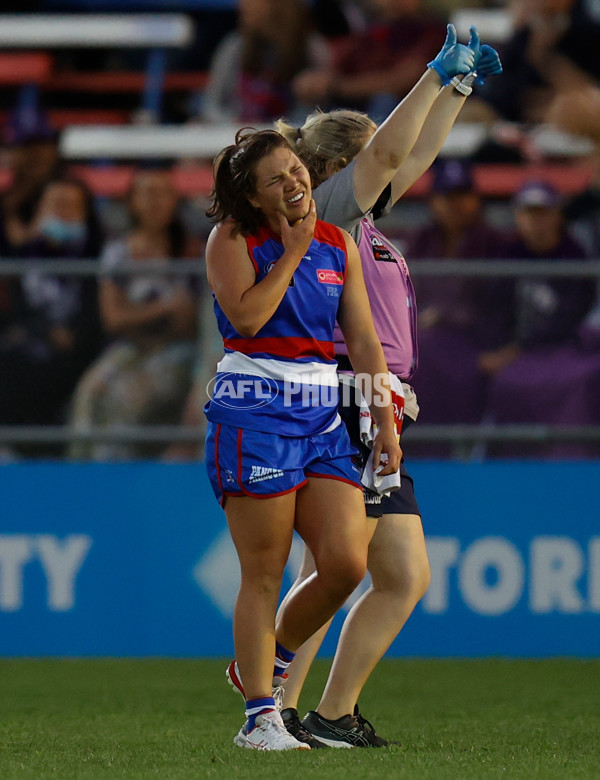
[276,546,328,710]
[317,513,430,720]
[226,493,296,701]
[276,478,369,652]
[277,514,377,710]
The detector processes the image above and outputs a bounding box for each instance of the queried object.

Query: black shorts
[338,379,421,519]
[361,458,420,518]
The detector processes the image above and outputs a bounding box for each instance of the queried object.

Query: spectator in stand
[548,78,600,348]
[564,150,600,259]
[0,220,12,331]
[68,168,200,461]
[481,180,594,376]
[0,176,103,454]
[293,0,445,118]
[564,148,600,348]
[461,0,600,125]
[161,286,223,463]
[0,110,63,332]
[312,0,369,39]
[199,0,331,124]
[484,180,598,458]
[402,158,511,446]
[1,110,62,252]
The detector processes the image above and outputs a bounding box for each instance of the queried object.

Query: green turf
[0,658,598,779]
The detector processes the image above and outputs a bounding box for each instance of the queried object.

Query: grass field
[0,658,598,779]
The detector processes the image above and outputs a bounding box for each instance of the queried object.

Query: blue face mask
[39,217,86,246]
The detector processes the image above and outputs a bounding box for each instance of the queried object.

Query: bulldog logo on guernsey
[317,269,343,285]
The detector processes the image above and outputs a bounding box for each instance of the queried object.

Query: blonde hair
[275,110,376,188]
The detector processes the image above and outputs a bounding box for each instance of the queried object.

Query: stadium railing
[0,13,196,124]
[58,121,595,163]
[0,14,194,48]
[51,122,595,205]
[1,257,599,455]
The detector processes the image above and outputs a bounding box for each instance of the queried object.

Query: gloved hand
[427,24,479,85]
[472,44,503,85]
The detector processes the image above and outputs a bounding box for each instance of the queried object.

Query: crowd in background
[1,0,600,461]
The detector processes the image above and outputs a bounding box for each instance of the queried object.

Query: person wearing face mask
[0,177,103,454]
[0,110,63,253]
[35,214,87,247]
[0,112,64,362]
[67,167,202,461]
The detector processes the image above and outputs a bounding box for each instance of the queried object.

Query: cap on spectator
[432,158,474,194]
[3,108,58,146]
[513,180,561,209]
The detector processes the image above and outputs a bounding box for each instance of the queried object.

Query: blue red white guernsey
[205,219,348,437]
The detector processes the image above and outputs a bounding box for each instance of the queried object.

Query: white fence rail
[1,257,599,452]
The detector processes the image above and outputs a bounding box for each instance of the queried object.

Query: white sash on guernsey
[210,350,341,435]
[217,351,339,386]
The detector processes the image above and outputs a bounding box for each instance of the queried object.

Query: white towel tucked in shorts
[356,373,404,496]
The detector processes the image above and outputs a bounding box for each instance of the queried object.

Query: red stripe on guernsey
[313,220,346,251]
[244,232,261,275]
[313,220,348,281]
[246,220,347,278]
[224,336,335,361]
[247,220,346,249]
[245,227,271,251]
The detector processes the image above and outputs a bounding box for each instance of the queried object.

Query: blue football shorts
[205,421,362,506]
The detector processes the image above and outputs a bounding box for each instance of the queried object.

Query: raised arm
[390,44,503,203]
[352,25,478,213]
[388,84,468,203]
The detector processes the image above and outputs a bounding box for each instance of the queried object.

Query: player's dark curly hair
[206,128,294,236]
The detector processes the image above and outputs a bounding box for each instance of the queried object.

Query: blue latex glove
[472,44,503,85]
[427,24,479,85]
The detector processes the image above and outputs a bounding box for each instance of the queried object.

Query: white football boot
[235,710,310,751]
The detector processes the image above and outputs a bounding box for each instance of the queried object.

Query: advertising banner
[1,462,598,657]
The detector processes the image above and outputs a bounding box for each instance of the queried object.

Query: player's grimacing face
[249,147,312,228]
